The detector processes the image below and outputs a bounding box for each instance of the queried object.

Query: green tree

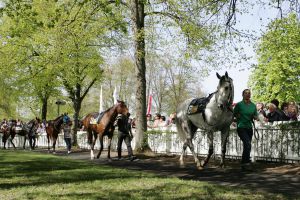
[249,14,300,104]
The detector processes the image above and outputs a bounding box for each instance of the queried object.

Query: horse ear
[225,71,229,78]
[216,72,221,79]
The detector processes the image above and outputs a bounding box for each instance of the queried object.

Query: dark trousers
[237,128,253,164]
[117,132,133,158]
[28,135,36,149]
[64,138,71,151]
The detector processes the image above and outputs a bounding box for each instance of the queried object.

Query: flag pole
[99,85,103,113]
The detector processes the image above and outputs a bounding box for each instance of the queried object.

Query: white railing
[0,121,299,163]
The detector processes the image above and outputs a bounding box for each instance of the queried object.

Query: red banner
[146,94,153,115]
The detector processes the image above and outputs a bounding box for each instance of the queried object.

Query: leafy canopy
[249,13,300,104]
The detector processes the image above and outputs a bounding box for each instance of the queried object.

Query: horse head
[216,71,234,110]
[115,100,129,115]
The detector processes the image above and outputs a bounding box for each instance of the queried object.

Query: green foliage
[249,14,300,104]
[0,0,127,119]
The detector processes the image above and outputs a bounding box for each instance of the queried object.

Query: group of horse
[0,118,41,150]
[0,72,235,170]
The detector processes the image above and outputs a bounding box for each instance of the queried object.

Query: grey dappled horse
[175,72,234,169]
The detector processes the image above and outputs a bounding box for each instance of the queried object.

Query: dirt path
[41,149,300,198]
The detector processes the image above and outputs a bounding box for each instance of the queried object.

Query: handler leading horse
[82,100,129,160]
[176,72,234,169]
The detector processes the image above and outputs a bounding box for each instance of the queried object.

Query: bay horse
[175,72,234,169]
[45,115,64,153]
[82,100,129,160]
[4,118,41,150]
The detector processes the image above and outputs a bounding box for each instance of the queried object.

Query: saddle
[187,93,214,115]
[90,112,105,125]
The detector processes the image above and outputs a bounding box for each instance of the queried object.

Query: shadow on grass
[0,150,146,190]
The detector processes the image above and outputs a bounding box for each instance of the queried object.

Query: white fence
[0,122,299,163]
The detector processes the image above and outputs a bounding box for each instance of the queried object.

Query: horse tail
[175,99,192,142]
[175,116,187,141]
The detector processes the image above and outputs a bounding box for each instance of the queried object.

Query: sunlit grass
[0,150,286,200]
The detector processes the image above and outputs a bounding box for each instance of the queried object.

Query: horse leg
[179,141,188,166]
[90,131,97,160]
[10,135,16,149]
[23,136,26,149]
[3,135,7,149]
[96,135,104,159]
[47,135,50,153]
[220,127,230,168]
[201,132,214,167]
[186,138,202,169]
[106,137,112,161]
[32,136,36,150]
[52,137,57,154]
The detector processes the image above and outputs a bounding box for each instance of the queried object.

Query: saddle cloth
[187,93,214,115]
[89,112,105,124]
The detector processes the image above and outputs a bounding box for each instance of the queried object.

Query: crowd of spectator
[255,99,299,123]
[146,113,176,128]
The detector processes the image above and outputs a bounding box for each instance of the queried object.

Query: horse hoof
[200,160,206,167]
[197,165,204,170]
[91,157,95,160]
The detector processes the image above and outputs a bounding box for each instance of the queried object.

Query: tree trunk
[131,0,151,151]
[72,84,82,147]
[41,97,48,120]
[72,101,81,147]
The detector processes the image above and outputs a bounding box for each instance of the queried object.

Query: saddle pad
[90,112,105,124]
[187,93,214,115]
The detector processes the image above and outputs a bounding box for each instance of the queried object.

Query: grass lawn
[0,150,286,200]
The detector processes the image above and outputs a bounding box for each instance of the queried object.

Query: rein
[252,120,260,140]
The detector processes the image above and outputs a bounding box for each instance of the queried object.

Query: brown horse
[82,100,129,160]
[3,118,41,150]
[45,115,64,153]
